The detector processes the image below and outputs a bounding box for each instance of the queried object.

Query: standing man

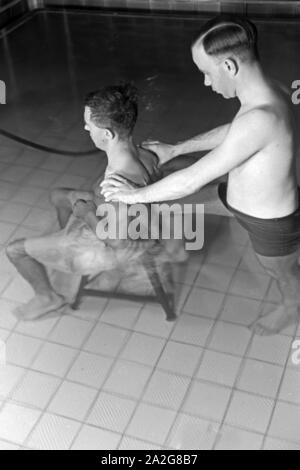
[101,15,300,336]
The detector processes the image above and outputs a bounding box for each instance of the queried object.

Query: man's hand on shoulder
[141,140,176,166]
[100,175,141,204]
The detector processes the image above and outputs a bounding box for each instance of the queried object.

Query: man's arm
[173,123,231,157]
[142,123,231,165]
[102,109,274,204]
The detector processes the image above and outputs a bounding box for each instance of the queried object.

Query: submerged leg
[50,188,74,229]
[6,238,66,320]
[250,251,300,335]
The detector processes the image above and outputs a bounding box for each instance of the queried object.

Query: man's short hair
[85,83,138,138]
[193,15,259,62]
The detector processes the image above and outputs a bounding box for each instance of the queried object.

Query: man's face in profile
[84,106,108,150]
[192,43,235,99]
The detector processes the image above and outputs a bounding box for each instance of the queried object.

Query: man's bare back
[227,81,298,219]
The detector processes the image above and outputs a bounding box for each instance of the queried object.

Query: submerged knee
[50,188,71,208]
[6,238,26,260]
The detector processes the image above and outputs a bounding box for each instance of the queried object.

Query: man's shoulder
[138,146,159,168]
[221,104,281,154]
[234,105,279,133]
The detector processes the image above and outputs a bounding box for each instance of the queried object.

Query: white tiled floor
[0,169,300,449]
[224,391,274,434]
[1,201,298,451]
[0,11,300,451]
[87,392,137,434]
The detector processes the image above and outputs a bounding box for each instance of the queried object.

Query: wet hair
[85,83,138,138]
[193,15,259,62]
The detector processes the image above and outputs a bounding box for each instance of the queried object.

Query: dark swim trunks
[218,182,300,257]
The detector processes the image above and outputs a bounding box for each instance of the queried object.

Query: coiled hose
[0,128,98,156]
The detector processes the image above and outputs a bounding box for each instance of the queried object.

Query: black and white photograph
[0,0,299,452]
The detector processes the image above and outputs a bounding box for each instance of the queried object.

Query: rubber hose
[0,128,99,156]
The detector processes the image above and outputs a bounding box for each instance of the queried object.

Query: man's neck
[236,62,271,107]
[105,137,139,173]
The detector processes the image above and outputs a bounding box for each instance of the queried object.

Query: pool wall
[28,0,300,18]
[0,0,28,28]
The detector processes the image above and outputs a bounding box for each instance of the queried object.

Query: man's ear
[223,58,239,76]
[104,128,114,140]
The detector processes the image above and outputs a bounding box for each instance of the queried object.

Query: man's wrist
[128,187,149,205]
[130,189,141,204]
[172,142,182,158]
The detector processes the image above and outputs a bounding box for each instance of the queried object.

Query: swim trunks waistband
[218,182,300,257]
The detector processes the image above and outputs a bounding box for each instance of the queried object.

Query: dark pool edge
[1,5,300,41]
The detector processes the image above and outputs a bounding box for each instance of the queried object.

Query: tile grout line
[260,312,300,449]
[211,273,274,450]
[3,387,300,450]
[4,355,300,415]
[162,242,247,448]
[211,246,277,447]
[199,245,271,449]
[68,301,149,450]
[0,307,62,421]
[163,296,235,446]
[124,239,226,447]
[2,308,297,380]
[21,296,113,449]
[112,259,200,449]
[1,293,296,339]
[114,309,180,450]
